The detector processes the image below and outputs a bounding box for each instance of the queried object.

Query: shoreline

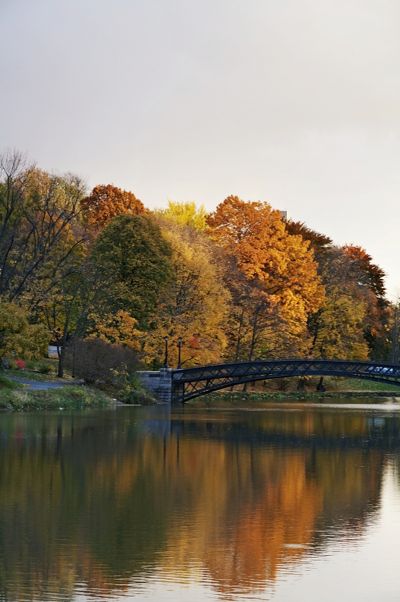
[0,385,116,412]
[186,390,400,407]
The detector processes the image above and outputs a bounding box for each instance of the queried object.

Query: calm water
[1,402,400,601]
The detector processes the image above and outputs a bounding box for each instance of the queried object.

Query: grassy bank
[0,385,115,412]
[0,372,115,411]
[0,374,20,391]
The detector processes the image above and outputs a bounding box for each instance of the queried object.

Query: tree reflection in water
[0,405,396,601]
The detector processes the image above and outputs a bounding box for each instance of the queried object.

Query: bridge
[138,359,400,404]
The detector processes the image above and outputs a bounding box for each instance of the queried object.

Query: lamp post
[163,336,169,368]
[177,337,183,368]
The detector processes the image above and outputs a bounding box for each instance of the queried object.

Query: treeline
[0,151,394,377]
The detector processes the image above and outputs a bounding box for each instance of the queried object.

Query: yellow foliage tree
[142,222,230,367]
[0,301,49,360]
[312,288,369,360]
[157,200,207,230]
[87,310,143,351]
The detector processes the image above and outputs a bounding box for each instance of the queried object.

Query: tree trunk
[57,344,65,378]
[243,305,261,391]
[71,338,77,378]
[234,308,245,361]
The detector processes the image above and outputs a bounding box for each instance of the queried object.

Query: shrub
[118,387,155,405]
[37,362,52,374]
[64,338,140,384]
[0,374,19,390]
[117,373,156,405]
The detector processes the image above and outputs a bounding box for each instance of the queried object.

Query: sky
[1,0,399,297]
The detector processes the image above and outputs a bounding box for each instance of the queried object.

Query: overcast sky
[1,0,399,296]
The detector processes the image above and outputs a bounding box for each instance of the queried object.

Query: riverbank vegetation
[0,150,397,402]
[0,386,114,412]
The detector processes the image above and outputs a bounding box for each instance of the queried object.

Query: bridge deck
[171,359,400,403]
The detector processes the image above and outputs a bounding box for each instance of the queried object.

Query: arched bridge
[138,359,400,404]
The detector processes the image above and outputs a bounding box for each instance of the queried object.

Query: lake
[0,402,400,601]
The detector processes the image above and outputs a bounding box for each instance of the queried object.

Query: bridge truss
[171,359,400,403]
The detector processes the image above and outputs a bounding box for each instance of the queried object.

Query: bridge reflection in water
[0,406,399,600]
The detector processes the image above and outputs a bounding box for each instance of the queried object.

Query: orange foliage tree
[81,184,145,229]
[207,196,325,360]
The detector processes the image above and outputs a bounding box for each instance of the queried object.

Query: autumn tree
[301,242,388,361]
[0,152,86,305]
[207,196,324,360]
[343,245,386,301]
[311,288,369,360]
[286,220,388,361]
[87,310,142,350]
[90,214,173,333]
[389,301,400,363]
[141,220,230,367]
[157,200,207,230]
[37,260,97,377]
[81,184,145,229]
[342,245,389,358]
[0,301,49,360]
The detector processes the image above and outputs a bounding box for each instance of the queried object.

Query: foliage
[37,362,53,374]
[343,245,386,300]
[87,310,143,350]
[116,373,156,405]
[285,220,333,253]
[0,150,390,375]
[342,245,388,358]
[207,196,325,360]
[90,214,173,329]
[311,289,369,360]
[81,184,145,229]
[0,374,20,390]
[64,338,140,384]
[141,221,230,367]
[0,153,86,304]
[158,200,207,230]
[285,222,388,360]
[304,244,388,360]
[0,301,49,360]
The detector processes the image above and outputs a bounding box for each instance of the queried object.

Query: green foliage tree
[90,214,173,330]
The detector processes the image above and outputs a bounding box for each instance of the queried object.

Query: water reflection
[0,404,398,601]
